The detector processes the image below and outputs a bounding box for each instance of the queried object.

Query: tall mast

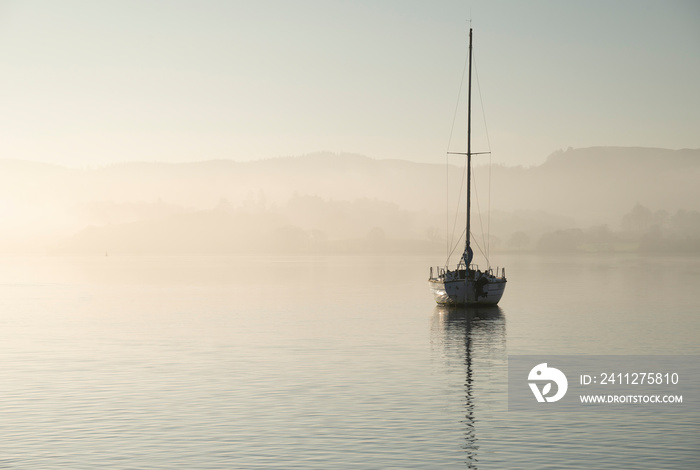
[465,28,473,264]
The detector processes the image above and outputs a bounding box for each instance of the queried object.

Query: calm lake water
[0,253,698,469]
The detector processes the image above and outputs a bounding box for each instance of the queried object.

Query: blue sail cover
[462,245,473,267]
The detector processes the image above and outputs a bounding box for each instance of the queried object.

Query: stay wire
[473,50,494,264]
[449,159,467,262]
[445,47,470,267]
[472,161,490,268]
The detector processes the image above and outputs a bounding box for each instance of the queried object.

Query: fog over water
[2,147,699,257]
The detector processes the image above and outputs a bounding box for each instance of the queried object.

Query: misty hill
[1,147,699,254]
[53,204,436,255]
[511,147,700,224]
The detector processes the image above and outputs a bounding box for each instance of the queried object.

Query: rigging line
[446,50,470,154]
[488,145,492,259]
[471,162,490,268]
[448,228,487,270]
[444,48,470,267]
[447,226,467,265]
[473,51,494,260]
[448,157,467,265]
[470,230,489,264]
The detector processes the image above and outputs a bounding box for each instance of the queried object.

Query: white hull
[429,274,506,306]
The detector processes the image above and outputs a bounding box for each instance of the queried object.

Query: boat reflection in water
[431,306,506,469]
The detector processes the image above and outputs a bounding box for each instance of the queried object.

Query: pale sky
[0,0,698,167]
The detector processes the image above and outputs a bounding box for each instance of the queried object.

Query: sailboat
[428,28,507,306]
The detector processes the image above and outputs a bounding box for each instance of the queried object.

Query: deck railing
[430,265,506,280]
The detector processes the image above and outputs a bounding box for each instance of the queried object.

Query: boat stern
[428,267,506,306]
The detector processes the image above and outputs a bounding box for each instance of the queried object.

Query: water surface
[0,254,697,468]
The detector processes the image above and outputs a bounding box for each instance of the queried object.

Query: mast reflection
[431,306,506,469]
